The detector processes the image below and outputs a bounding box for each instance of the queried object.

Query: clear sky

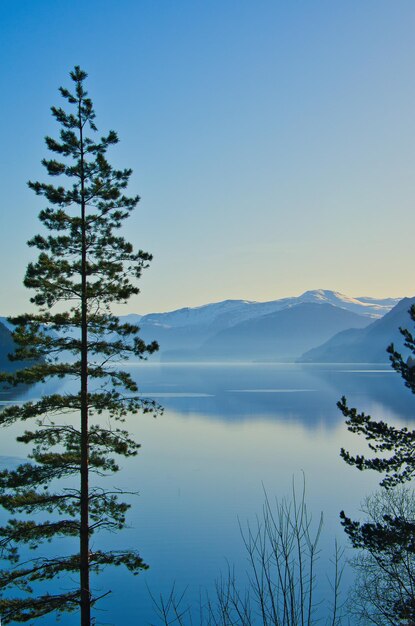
[0,1,414,315]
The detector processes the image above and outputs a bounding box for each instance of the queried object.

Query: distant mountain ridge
[299,297,415,363]
[0,291,406,364]
[0,320,36,374]
[135,290,398,331]
[123,290,401,362]
[166,302,372,362]
[0,321,17,371]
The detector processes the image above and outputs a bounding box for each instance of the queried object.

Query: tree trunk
[79,101,91,626]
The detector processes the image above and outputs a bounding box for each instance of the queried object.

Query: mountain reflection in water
[126,362,414,428]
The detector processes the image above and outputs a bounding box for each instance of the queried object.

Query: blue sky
[1,1,414,314]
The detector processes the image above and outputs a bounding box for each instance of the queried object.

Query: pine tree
[0,66,159,625]
[339,304,415,623]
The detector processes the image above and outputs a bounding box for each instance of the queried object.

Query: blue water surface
[0,362,412,625]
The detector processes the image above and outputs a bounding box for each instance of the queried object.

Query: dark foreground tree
[339,303,415,624]
[0,67,159,625]
[345,486,415,626]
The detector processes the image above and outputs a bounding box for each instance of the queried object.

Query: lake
[0,362,413,625]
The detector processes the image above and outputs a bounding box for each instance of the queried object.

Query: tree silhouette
[344,486,415,626]
[0,67,159,625]
[339,304,415,623]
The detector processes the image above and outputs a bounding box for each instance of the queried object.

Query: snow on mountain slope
[138,300,255,329]
[295,290,399,317]
[354,296,401,307]
[134,290,398,332]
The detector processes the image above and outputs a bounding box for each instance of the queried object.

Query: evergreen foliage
[0,67,159,625]
[339,304,415,623]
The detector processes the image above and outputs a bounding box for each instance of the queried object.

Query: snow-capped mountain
[133,289,399,333]
[121,290,401,361]
[1,291,403,364]
[138,299,254,329]
[290,290,397,317]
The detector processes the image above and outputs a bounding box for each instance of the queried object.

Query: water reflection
[16,362,414,424]
[0,362,413,625]
[124,362,415,428]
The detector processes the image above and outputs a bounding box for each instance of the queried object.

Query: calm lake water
[1,362,414,625]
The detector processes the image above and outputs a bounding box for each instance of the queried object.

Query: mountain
[135,290,398,330]
[299,297,415,363]
[1,290,401,365]
[0,317,14,332]
[163,302,372,362]
[354,296,401,308]
[124,290,399,359]
[275,290,398,318]
[0,321,16,370]
[0,320,32,373]
[0,318,57,373]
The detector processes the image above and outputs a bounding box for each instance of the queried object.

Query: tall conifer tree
[0,67,159,625]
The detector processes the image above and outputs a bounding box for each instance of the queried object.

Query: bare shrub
[150,482,344,626]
